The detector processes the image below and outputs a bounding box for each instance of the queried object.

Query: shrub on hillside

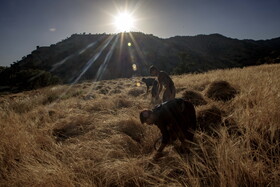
[182,90,207,106]
[205,80,238,101]
[10,69,61,91]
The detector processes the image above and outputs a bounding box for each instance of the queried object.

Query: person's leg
[163,89,171,102]
[170,85,176,100]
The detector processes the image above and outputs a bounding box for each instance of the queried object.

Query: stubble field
[0,64,279,186]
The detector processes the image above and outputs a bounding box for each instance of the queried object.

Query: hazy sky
[1,0,280,66]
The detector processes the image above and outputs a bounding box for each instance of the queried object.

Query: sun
[114,12,135,32]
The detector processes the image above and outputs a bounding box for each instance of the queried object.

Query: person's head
[149,66,159,76]
[140,110,155,125]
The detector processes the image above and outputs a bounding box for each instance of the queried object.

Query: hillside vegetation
[0,64,279,186]
[1,33,280,93]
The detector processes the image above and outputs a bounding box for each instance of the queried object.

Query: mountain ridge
[1,32,280,92]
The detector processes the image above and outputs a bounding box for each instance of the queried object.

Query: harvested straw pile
[205,80,238,101]
[182,90,207,106]
[197,105,223,133]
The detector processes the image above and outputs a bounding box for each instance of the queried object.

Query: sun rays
[41,2,147,106]
[46,31,148,107]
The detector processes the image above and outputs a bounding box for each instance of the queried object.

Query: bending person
[140,98,197,158]
[149,66,176,102]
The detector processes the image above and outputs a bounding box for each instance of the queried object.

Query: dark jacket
[152,98,196,144]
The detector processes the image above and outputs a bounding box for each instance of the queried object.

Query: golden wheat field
[0,64,280,187]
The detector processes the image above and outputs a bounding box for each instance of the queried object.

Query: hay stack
[128,88,145,97]
[205,80,238,101]
[197,105,223,133]
[113,119,145,143]
[182,90,207,106]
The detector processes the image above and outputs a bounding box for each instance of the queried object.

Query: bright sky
[0,0,280,66]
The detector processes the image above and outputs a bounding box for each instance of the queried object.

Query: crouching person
[140,98,197,159]
[141,77,155,93]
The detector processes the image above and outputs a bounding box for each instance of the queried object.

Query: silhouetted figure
[151,80,160,104]
[141,77,156,93]
[140,98,197,159]
[149,66,176,102]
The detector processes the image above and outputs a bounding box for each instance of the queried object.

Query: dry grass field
[0,64,280,186]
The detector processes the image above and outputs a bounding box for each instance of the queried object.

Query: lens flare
[49,28,56,32]
[132,64,137,71]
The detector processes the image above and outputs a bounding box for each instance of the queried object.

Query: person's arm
[153,123,169,160]
[158,124,169,152]
[157,79,163,98]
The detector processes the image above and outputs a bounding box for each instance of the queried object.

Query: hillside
[1,32,280,93]
[0,64,279,186]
